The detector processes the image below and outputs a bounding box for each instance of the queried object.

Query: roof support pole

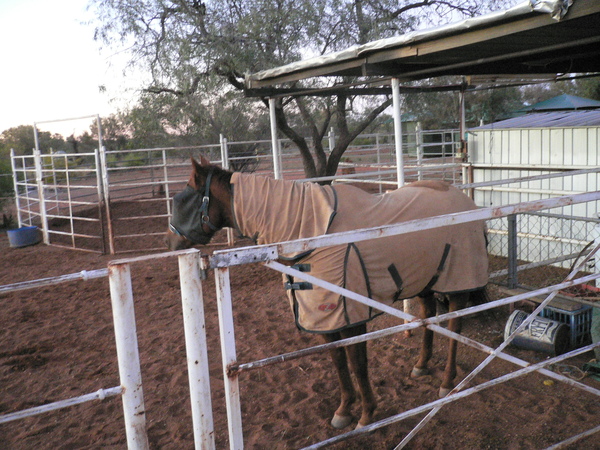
[459,81,467,159]
[268,98,283,179]
[391,78,405,187]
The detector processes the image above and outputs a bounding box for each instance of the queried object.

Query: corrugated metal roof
[471,110,600,130]
[516,94,600,113]
[245,0,600,91]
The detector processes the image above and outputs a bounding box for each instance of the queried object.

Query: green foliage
[90,0,510,177]
[105,152,148,168]
[0,125,72,158]
[466,85,523,126]
[576,76,600,101]
[0,158,13,196]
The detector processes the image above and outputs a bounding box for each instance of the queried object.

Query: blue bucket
[7,226,42,248]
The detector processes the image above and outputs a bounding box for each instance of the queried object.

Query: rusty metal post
[507,214,518,288]
[108,262,149,449]
[178,252,216,450]
[215,266,244,449]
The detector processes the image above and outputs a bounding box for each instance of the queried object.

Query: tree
[0,125,69,158]
[466,85,523,126]
[575,76,600,101]
[91,0,509,179]
[0,126,36,158]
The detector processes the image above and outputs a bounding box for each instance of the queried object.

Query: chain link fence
[487,212,599,289]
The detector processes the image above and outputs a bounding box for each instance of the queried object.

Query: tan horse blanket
[231,172,488,333]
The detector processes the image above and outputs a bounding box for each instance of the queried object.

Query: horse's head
[165,156,233,250]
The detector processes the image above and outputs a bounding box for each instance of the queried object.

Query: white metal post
[64,153,76,248]
[33,148,49,244]
[215,267,244,450]
[99,146,115,254]
[96,115,104,155]
[268,98,283,179]
[220,135,235,245]
[328,127,336,153]
[376,134,382,193]
[10,149,23,228]
[33,123,40,153]
[108,262,149,450]
[416,122,423,181]
[391,78,405,187]
[178,252,216,450]
[459,83,466,159]
[51,151,59,199]
[594,217,600,286]
[94,148,108,254]
[161,149,171,216]
[220,134,229,170]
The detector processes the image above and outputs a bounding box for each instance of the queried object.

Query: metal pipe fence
[8,128,463,254]
[3,190,600,448]
[8,125,599,296]
[0,268,143,444]
[203,190,600,449]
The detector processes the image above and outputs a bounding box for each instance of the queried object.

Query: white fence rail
[3,188,600,448]
[0,268,140,436]
[108,191,600,448]
[205,190,600,449]
[10,128,462,254]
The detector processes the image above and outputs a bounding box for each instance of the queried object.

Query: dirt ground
[2,204,600,449]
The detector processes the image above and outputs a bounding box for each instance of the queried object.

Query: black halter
[169,167,219,244]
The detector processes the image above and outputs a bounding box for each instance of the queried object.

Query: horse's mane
[194,160,233,189]
[210,164,233,187]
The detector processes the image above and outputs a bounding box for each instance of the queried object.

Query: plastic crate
[539,305,593,349]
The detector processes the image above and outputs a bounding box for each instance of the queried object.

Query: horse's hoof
[411,367,429,378]
[331,414,353,429]
[403,330,412,338]
[355,422,366,430]
[439,387,453,398]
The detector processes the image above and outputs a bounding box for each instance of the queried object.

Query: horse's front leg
[439,292,468,397]
[341,324,376,428]
[323,331,356,429]
[411,293,436,379]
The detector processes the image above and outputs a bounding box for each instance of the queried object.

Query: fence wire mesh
[488,212,598,289]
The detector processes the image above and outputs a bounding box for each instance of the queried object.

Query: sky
[0,0,138,137]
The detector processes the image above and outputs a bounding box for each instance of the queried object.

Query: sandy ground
[1,210,600,449]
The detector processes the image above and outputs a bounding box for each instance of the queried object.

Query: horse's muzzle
[164,229,196,250]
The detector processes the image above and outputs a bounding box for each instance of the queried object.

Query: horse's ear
[191,157,202,175]
[191,155,211,171]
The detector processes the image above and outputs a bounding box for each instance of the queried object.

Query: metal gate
[11,147,106,253]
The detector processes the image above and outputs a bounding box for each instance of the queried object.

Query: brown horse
[166,156,488,429]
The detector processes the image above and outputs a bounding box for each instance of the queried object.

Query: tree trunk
[270,93,393,182]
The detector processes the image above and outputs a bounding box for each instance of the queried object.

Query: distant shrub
[0,158,13,197]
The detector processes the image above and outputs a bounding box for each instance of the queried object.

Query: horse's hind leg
[341,324,376,428]
[323,331,356,429]
[439,292,469,397]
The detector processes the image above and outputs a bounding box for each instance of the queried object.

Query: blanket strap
[418,243,452,296]
[285,281,313,290]
[387,263,404,302]
[284,264,313,291]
